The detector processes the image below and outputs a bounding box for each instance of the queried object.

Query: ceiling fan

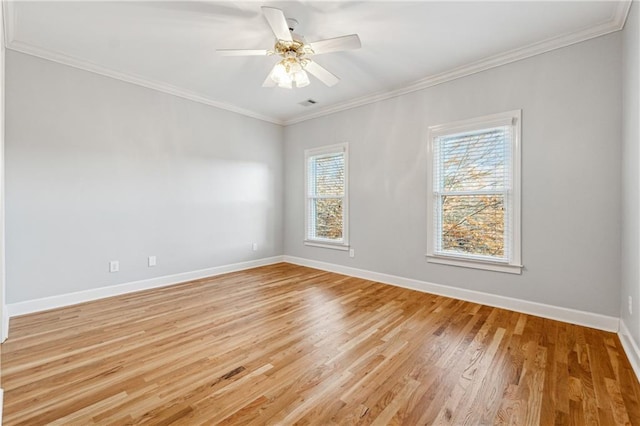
[217,6,361,89]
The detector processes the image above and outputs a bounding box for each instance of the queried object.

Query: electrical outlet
[629,296,633,315]
[148,256,157,267]
[109,260,119,273]
[349,248,355,258]
[252,242,258,251]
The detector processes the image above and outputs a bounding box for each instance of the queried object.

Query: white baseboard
[6,256,284,318]
[618,320,640,382]
[4,254,620,335]
[1,306,7,343]
[283,255,620,332]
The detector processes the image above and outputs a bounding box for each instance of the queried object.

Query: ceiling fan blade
[309,34,361,55]
[261,7,293,42]
[217,49,269,56]
[304,61,340,87]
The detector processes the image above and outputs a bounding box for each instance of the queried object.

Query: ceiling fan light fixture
[269,57,309,88]
[288,59,303,74]
[293,70,310,88]
[221,7,361,89]
[270,61,291,85]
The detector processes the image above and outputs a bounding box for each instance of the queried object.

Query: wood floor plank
[1,262,640,425]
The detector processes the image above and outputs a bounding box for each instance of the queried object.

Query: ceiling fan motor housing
[274,35,313,59]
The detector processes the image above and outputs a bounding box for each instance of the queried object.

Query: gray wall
[621,3,640,337]
[5,50,283,304]
[284,33,622,316]
[3,23,630,321]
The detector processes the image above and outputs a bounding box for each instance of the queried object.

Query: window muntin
[305,144,348,248]
[427,111,521,273]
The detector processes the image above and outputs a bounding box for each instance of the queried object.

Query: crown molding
[2,0,282,125]
[283,0,632,126]
[2,1,632,127]
[5,39,284,126]
[2,0,16,47]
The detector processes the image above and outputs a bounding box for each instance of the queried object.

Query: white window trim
[426,110,522,274]
[304,143,349,250]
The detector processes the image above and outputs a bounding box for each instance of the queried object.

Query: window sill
[426,254,523,274]
[304,241,349,251]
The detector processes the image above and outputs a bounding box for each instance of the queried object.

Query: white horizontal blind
[306,148,346,243]
[433,125,512,262]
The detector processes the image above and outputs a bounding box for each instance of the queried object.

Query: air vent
[299,99,318,107]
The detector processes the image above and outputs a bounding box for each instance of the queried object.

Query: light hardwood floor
[1,263,639,425]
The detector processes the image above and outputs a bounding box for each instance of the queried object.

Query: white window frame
[426,110,522,274]
[304,143,349,251]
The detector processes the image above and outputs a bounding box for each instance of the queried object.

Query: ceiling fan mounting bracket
[286,18,299,32]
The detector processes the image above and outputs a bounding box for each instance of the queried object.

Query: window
[305,144,348,250]
[427,110,522,274]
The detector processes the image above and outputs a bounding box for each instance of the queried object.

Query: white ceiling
[3,1,630,125]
